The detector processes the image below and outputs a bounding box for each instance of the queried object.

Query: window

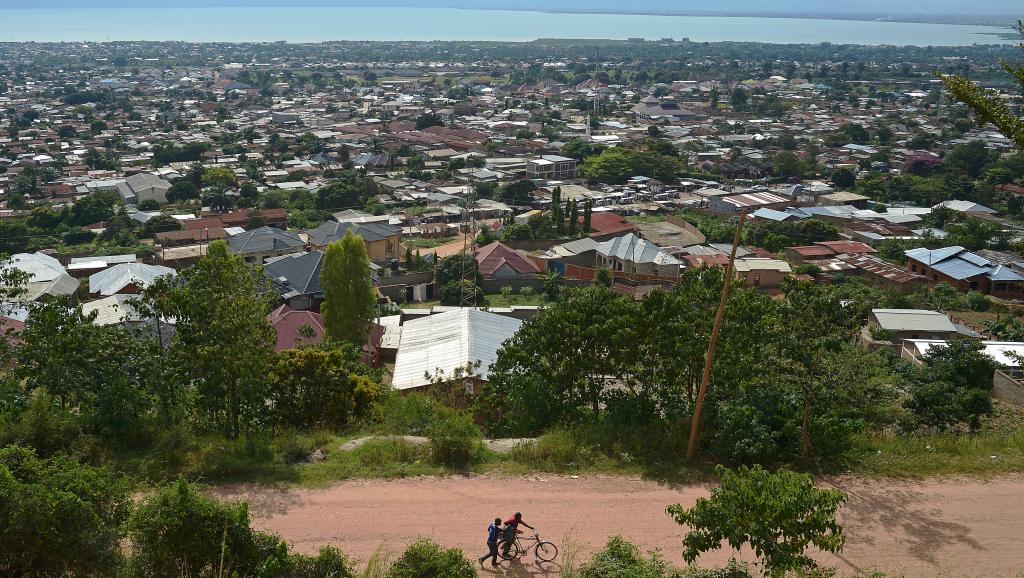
[753,273,761,286]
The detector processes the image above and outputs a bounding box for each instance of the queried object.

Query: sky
[3,0,1018,15]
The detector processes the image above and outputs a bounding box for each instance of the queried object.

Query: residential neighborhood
[2,20,1024,578]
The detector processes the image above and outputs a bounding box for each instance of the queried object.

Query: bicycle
[499,531,558,562]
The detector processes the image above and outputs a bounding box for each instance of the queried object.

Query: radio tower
[459,184,479,307]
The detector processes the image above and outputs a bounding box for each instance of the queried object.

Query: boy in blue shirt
[478,517,503,566]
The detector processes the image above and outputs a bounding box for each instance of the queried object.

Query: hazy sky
[3,0,1018,14]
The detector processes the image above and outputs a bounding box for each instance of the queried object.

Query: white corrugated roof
[391,309,523,391]
[871,309,956,332]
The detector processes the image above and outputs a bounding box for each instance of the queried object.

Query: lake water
[0,7,1011,45]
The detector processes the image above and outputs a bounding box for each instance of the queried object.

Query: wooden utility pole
[686,212,747,462]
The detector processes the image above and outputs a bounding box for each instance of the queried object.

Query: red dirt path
[217,474,1024,577]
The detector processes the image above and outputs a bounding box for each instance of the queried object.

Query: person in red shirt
[500,512,535,557]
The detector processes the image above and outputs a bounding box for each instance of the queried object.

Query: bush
[372,392,444,436]
[576,536,675,578]
[427,409,481,467]
[681,560,755,578]
[128,477,277,577]
[268,345,381,430]
[0,446,131,577]
[1,390,81,457]
[965,290,990,312]
[507,429,596,471]
[386,538,476,578]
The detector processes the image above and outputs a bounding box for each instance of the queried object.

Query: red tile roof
[268,305,325,351]
[476,241,542,276]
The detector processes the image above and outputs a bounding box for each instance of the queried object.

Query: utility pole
[459,184,478,307]
[686,212,747,462]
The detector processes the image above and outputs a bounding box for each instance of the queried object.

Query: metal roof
[89,263,176,296]
[227,226,304,255]
[597,233,681,266]
[391,309,523,391]
[871,309,956,332]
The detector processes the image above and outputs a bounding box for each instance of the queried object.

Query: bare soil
[216,474,1024,578]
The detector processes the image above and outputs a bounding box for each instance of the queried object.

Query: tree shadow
[827,480,985,563]
[477,557,564,577]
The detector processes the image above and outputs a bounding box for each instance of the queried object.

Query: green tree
[832,167,856,189]
[267,344,381,430]
[16,297,156,443]
[161,241,276,437]
[944,140,997,178]
[0,446,131,577]
[415,111,444,130]
[142,213,183,237]
[0,221,30,254]
[940,21,1024,149]
[320,231,377,347]
[730,87,749,111]
[772,150,804,178]
[435,253,481,287]
[946,218,1002,251]
[67,190,119,226]
[906,339,998,431]
[666,465,847,577]
[551,186,564,233]
[167,179,200,202]
[567,199,579,235]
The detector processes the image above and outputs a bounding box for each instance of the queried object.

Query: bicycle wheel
[498,540,520,561]
[535,541,558,562]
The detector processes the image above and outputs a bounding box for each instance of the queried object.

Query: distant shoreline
[0,4,1017,28]
[492,7,1017,28]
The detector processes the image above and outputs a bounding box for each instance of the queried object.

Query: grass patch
[483,293,549,307]
[297,438,446,486]
[627,215,666,223]
[402,236,455,249]
[851,431,1024,477]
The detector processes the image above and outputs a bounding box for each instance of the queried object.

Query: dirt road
[218,474,1024,577]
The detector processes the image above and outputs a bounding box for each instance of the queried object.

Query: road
[217,474,1024,578]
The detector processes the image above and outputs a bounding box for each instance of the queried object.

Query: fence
[994,369,1024,406]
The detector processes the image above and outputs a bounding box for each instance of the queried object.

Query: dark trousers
[480,541,499,564]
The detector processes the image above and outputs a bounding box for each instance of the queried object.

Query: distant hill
[4,0,1018,18]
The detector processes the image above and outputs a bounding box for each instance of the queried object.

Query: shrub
[268,345,382,430]
[965,290,990,312]
[372,392,444,435]
[576,536,675,578]
[0,446,131,577]
[386,538,476,578]
[507,429,596,471]
[427,409,481,467]
[1,390,81,457]
[681,559,755,578]
[128,477,277,577]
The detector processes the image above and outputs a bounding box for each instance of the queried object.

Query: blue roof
[931,259,990,281]
[905,246,966,264]
[989,265,1024,282]
[907,246,1024,282]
